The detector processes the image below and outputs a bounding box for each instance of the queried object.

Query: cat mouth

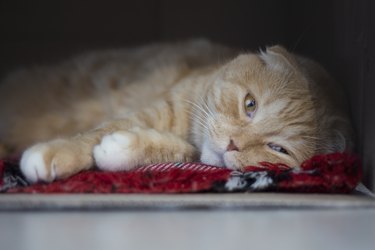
[200,141,226,168]
[200,152,226,168]
[200,141,241,169]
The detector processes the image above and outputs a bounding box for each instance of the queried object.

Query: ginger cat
[0,39,353,183]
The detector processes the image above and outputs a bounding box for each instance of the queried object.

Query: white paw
[93,132,140,171]
[20,144,56,183]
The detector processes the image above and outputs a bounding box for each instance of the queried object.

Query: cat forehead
[223,45,301,78]
[223,54,293,82]
[220,52,310,97]
[222,54,263,78]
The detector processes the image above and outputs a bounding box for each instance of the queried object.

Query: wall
[0,0,302,76]
[331,0,375,190]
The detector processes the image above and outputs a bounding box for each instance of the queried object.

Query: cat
[0,39,353,183]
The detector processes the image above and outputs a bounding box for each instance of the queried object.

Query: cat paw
[20,144,56,183]
[20,140,92,183]
[93,131,140,171]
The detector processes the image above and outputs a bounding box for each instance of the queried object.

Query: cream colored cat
[0,39,353,183]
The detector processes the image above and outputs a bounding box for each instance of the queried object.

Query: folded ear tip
[260,45,299,71]
[266,45,289,54]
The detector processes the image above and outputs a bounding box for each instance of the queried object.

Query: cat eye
[244,93,257,118]
[267,143,289,155]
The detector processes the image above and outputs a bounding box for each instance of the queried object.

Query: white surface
[1,193,375,210]
[1,209,375,250]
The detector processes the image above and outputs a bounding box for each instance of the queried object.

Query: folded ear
[260,45,300,72]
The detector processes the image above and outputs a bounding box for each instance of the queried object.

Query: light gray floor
[1,208,375,250]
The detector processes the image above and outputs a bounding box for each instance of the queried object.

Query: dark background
[0,0,338,75]
[1,0,374,189]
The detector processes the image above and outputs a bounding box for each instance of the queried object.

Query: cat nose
[226,139,239,152]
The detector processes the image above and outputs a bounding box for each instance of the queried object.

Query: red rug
[0,153,361,194]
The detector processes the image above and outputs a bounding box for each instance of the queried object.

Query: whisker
[185,107,209,126]
[182,99,214,138]
[189,115,209,131]
[186,100,212,121]
[181,104,210,131]
[199,96,216,118]
[182,99,211,120]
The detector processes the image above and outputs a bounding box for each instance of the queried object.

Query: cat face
[198,46,319,169]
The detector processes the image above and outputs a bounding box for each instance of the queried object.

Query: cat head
[197,45,351,169]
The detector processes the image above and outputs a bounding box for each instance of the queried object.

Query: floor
[1,206,375,250]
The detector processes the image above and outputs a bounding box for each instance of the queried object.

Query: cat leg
[20,97,193,183]
[93,127,198,172]
[20,126,197,183]
[20,135,97,183]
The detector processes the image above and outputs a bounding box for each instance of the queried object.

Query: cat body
[0,40,353,183]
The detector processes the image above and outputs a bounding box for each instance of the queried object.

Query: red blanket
[0,153,361,194]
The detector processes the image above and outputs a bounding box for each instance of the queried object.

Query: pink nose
[226,139,239,152]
